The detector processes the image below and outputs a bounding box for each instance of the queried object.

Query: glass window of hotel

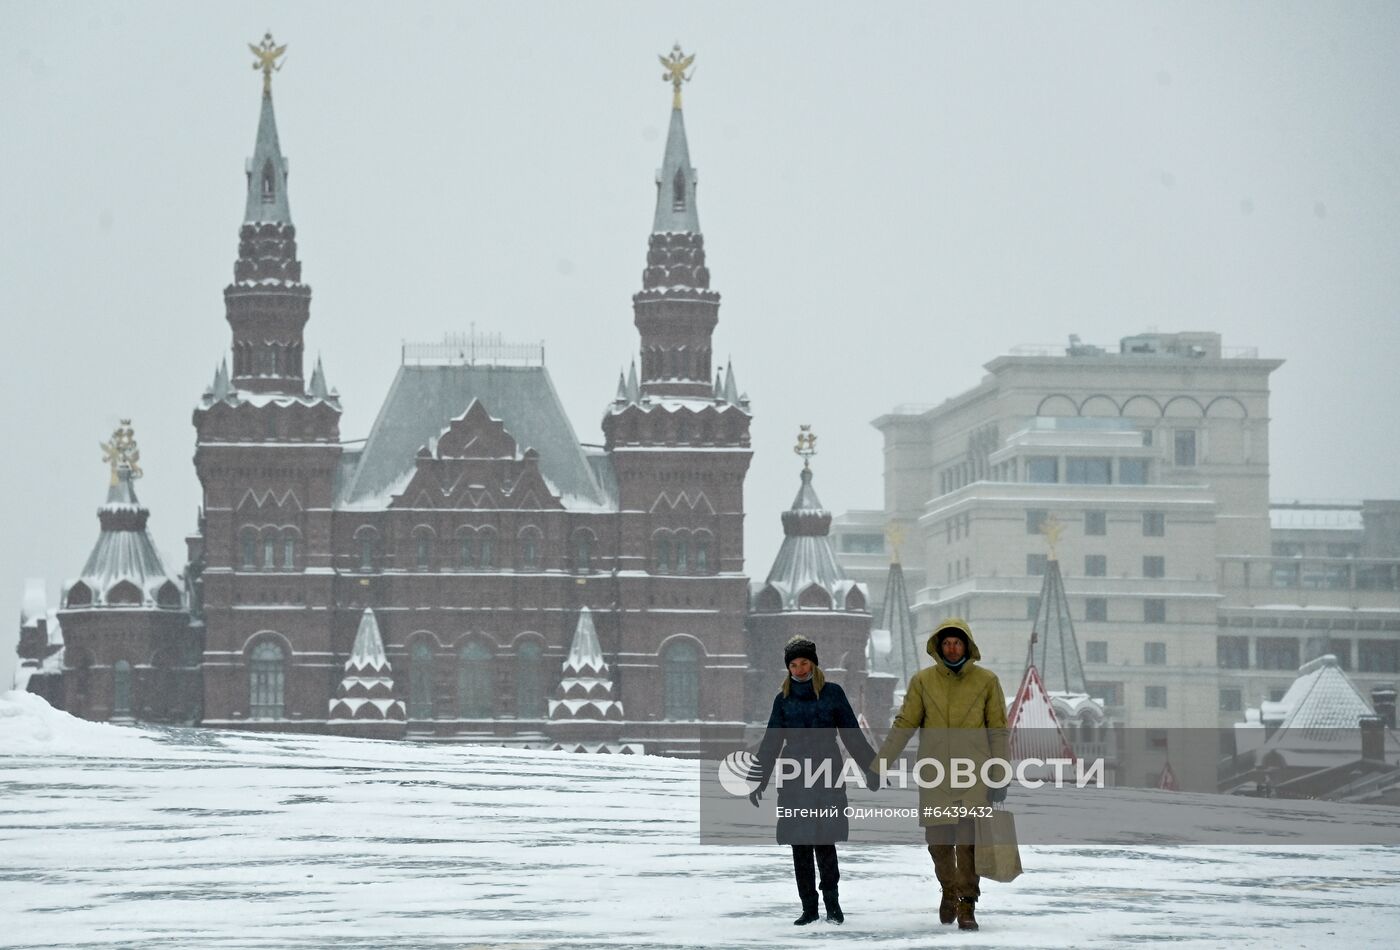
[249,641,285,719]
[1144,642,1167,665]
[1329,638,1352,670]
[1087,681,1122,706]
[1145,685,1168,708]
[1027,457,1058,483]
[1143,555,1165,578]
[663,640,701,720]
[1084,509,1107,536]
[1174,429,1197,466]
[515,640,546,717]
[1084,554,1107,577]
[409,642,434,719]
[1086,640,1108,663]
[1118,458,1148,484]
[1217,636,1250,669]
[1257,637,1300,671]
[1219,688,1243,712]
[1142,511,1165,537]
[1067,457,1111,484]
[1026,553,1048,576]
[1144,598,1166,623]
[458,641,494,719]
[1085,597,1108,622]
[1026,509,1049,534]
[841,533,885,555]
[1359,640,1400,673]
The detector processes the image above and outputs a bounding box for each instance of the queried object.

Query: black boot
[822,888,844,924]
[956,898,979,931]
[792,846,820,925]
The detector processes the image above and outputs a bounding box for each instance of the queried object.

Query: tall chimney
[1371,684,1397,729]
[1360,715,1385,762]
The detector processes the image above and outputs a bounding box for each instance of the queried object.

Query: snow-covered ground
[3,690,1399,949]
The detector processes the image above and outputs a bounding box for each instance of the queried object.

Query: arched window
[572,530,593,574]
[263,532,276,570]
[409,641,434,720]
[675,537,689,574]
[113,660,132,718]
[458,641,494,719]
[355,528,378,572]
[261,159,276,201]
[240,528,258,570]
[479,530,496,569]
[459,531,475,570]
[518,527,541,571]
[282,533,296,570]
[655,536,671,574]
[694,535,711,573]
[515,640,545,718]
[249,641,285,719]
[416,533,432,570]
[663,640,700,720]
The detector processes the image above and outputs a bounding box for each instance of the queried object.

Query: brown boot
[939,891,957,925]
[956,898,979,931]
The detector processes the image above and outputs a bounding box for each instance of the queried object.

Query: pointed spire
[309,355,329,399]
[208,359,231,402]
[877,561,921,684]
[723,360,740,403]
[614,370,628,404]
[243,55,292,225]
[713,371,723,397]
[562,606,608,677]
[626,360,640,402]
[652,60,700,234]
[348,608,390,672]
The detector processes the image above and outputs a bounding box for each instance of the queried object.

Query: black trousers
[791,844,840,906]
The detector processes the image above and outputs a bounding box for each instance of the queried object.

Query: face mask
[791,671,814,683]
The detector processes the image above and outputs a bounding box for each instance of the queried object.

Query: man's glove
[988,785,1008,805]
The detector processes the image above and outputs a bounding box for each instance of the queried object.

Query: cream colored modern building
[834,332,1400,759]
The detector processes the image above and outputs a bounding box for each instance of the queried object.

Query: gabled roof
[336,363,609,510]
[1276,655,1382,737]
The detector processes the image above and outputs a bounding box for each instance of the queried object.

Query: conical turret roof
[244,89,292,225]
[653,106,699,234]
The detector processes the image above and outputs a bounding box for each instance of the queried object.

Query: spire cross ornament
[1040,514,1065,561]
[658,43,695,109]
[793,425,817,470]
[100,420,142,486]
[885,522,905,565]
[249,32,287,95]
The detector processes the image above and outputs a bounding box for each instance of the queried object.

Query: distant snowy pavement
[3,690,1399,949]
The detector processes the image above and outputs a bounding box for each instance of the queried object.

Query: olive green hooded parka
[873,619,1009,825]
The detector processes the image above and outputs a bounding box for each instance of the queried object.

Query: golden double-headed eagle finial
[249,31,287,95]
[793,425,817,469]
[885,522,905,565]
[1040,514,1065,561]
[659,43,695,109]
[100,420,142,486]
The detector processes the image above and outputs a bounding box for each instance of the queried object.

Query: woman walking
[749,635,878,925]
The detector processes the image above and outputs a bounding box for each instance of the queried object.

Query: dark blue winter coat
[752,669,878,845]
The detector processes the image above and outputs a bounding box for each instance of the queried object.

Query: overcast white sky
[4,1,1399,689]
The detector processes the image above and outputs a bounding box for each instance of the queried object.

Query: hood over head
[926,618,981,663]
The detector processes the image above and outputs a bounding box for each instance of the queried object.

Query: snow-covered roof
[336,363,608,510]
[757,466,865,612]
[63,468,182,611]
[549,608,624,723]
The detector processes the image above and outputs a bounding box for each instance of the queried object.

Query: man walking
[873,619,1009,931]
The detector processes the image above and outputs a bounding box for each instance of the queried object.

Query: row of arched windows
[242,637,705,722]
[239,526,300,571]
[640,344,710,381]
[653,529,714,574]
[232,340,302,379]
[353,525,598,573]
[611,412,743,446]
